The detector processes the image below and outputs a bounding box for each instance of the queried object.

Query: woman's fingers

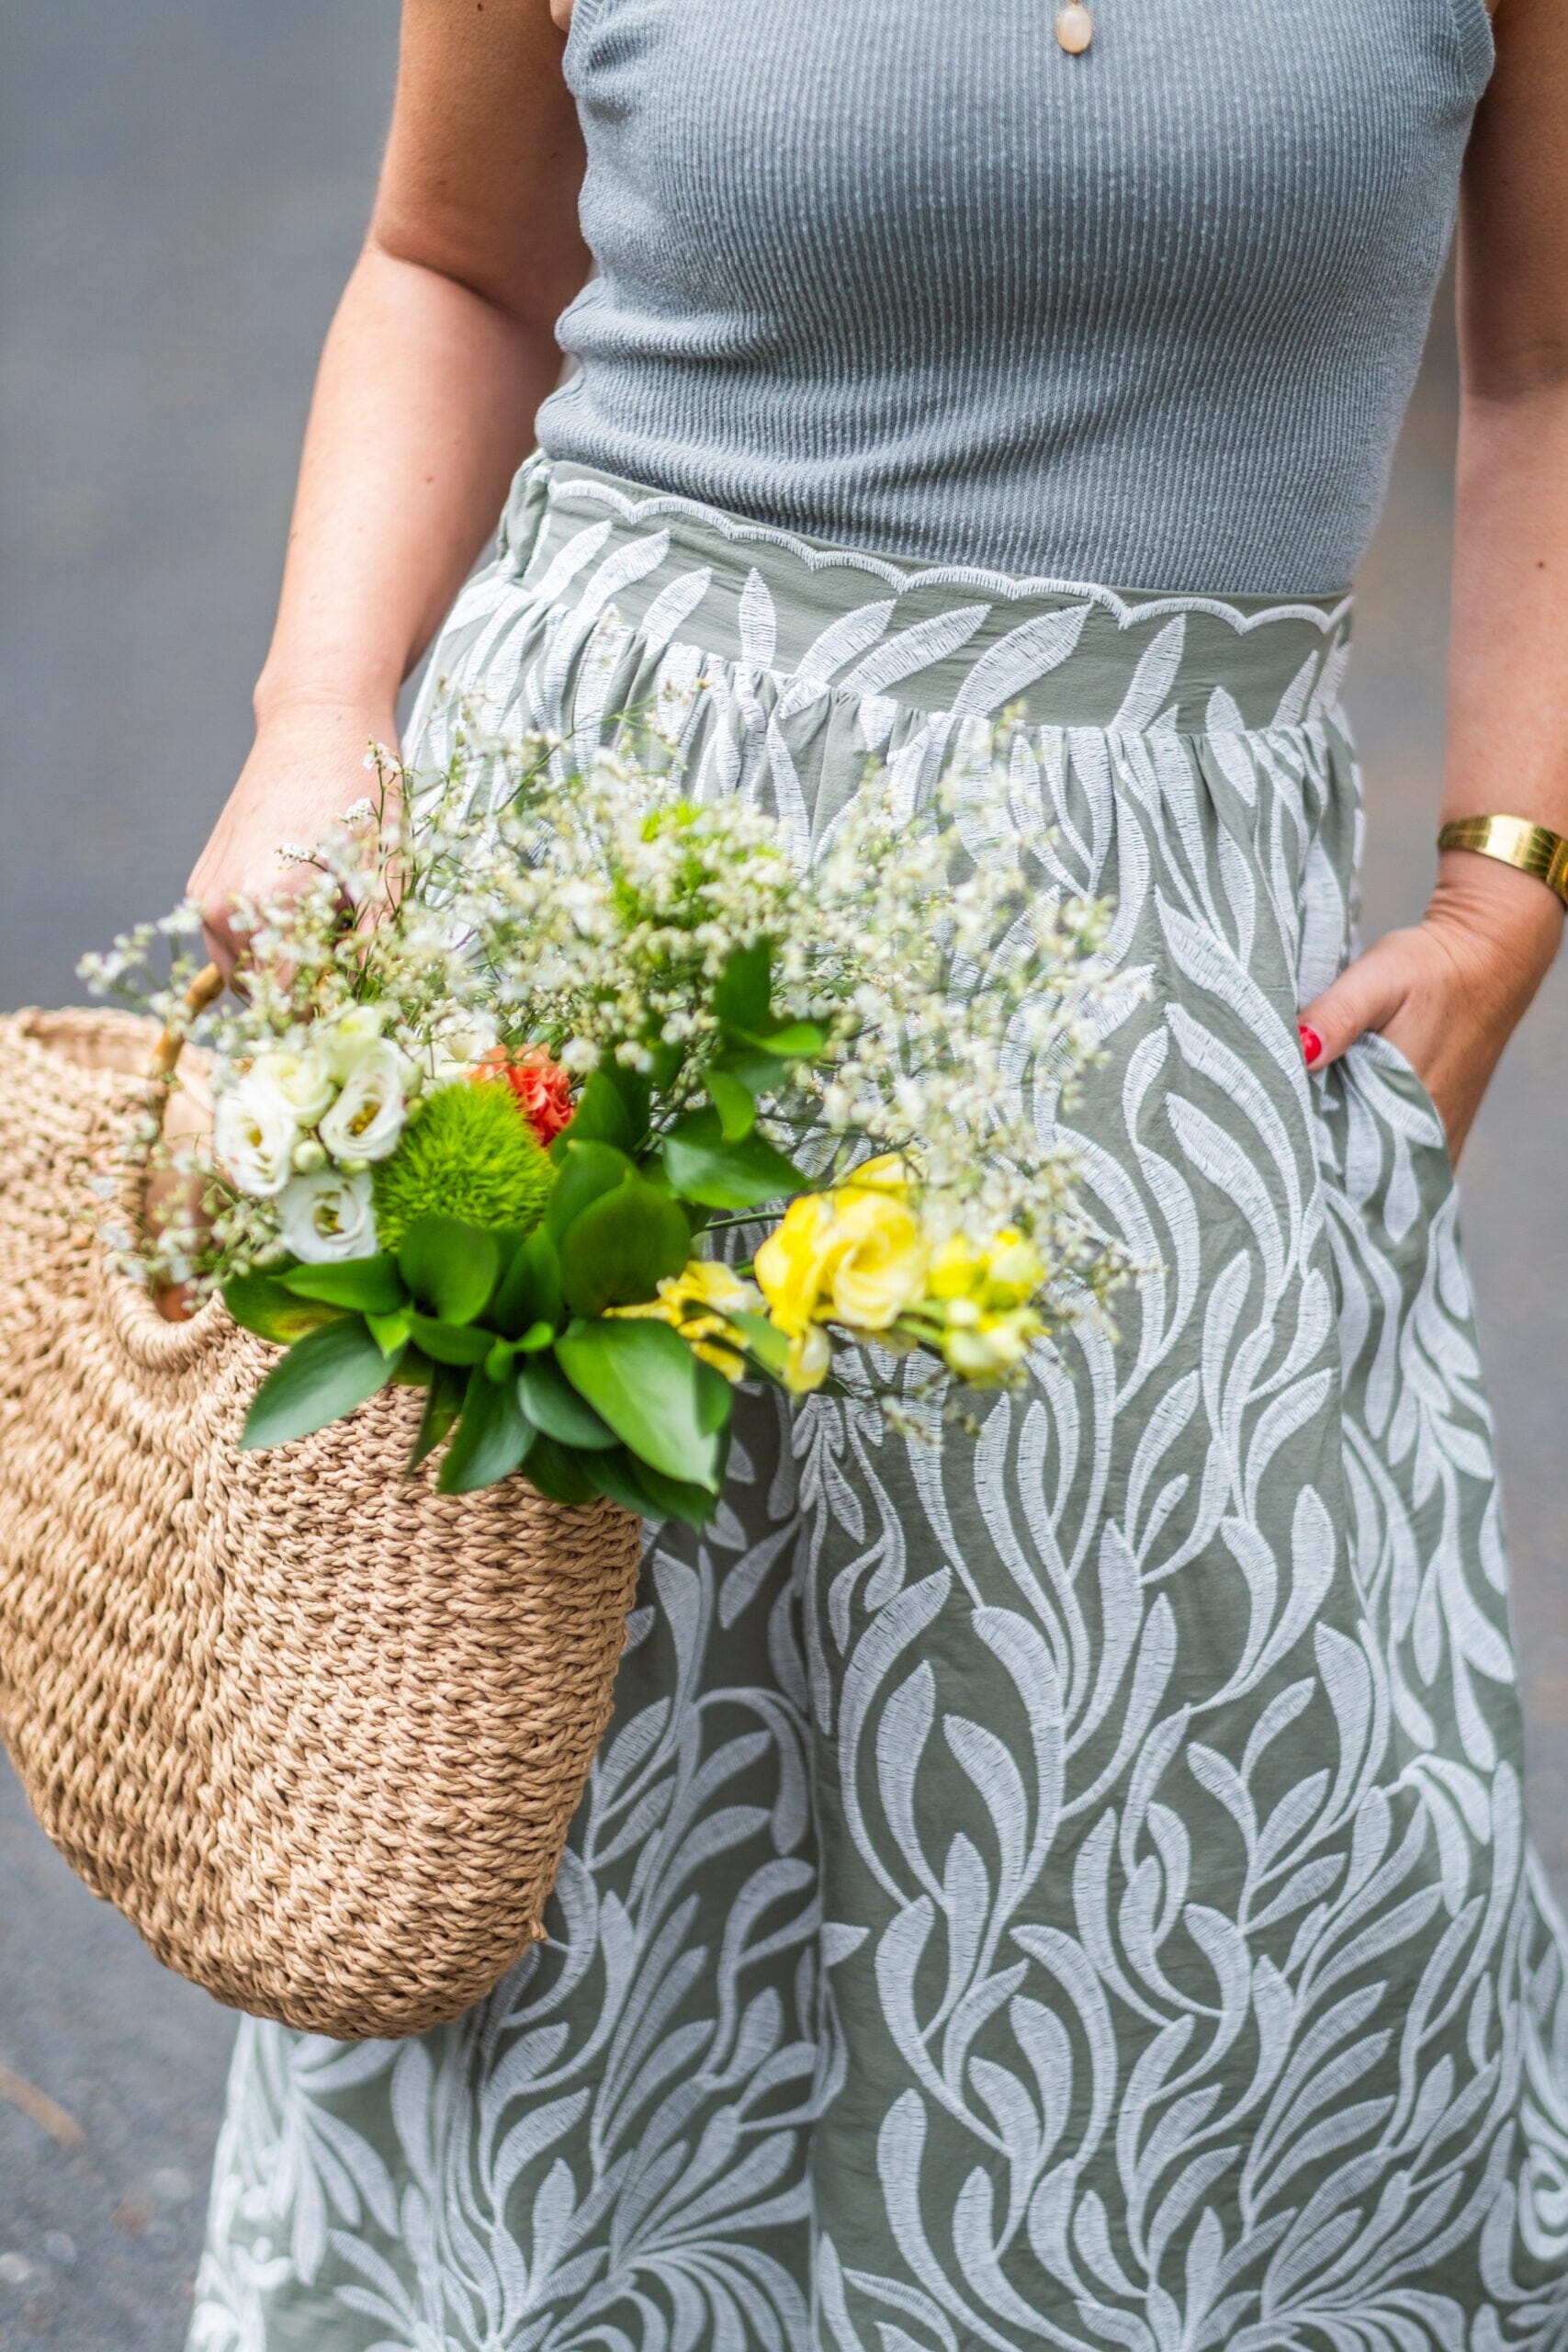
[1293,878,1561,1165]
[186,701,400,987]
[195,888,262,987]
[1296,934,1413,1071]
[195,860,325,994]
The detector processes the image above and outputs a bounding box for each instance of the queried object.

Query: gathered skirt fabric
[189,458,1568,2351]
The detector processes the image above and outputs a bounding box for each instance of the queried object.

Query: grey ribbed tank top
[536,0,1494,595]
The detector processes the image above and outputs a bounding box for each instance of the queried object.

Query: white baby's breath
[420,710,1142,1294]
[82,712,1139,1329]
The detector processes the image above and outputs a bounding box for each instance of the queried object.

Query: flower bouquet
[85,719,1137,1527]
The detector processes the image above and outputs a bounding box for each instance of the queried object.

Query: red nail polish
[1298,1023,1323,1067]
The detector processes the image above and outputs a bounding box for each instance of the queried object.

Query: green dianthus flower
[373,1080,554,1250]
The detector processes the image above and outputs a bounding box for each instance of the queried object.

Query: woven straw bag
[0,997,642,2040]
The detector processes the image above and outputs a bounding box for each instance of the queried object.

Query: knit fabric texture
[537,0,1494,594]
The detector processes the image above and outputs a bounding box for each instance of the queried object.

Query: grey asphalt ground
[2,9,1565,2348]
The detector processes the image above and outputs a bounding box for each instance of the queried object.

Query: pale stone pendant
[1055,1,1094,51]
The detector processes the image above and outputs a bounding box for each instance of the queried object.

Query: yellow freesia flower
[981,1229,1045,1308]
[689,1329,749,1382]
[754,1170,1045,1396]
[926,1227,1045,1312]
[927,1234,984,1303]
[755,1184,928,1339]
[846,1153,913,1193]
[671,1260,762,1315]
[782,1326,832,1395]
[938,1299,1044,1384]
[752,1193,840,1338]
[604,1294,683,1330]
[821,1189,929,1330]
[606,1259,761,1383]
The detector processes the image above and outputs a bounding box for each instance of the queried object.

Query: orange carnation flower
[472,1046,575,1147]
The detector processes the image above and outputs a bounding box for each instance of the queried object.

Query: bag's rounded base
[0,1008,644,2040]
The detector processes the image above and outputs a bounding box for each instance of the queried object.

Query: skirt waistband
[498,456,1354,734]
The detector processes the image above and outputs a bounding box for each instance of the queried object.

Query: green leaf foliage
[661,1109,807,1211]
[517,1354,619,1450]
[555,1316,726,1491]
[735,1020,826,1058]
[521,1434,599,1506]
[407,1314,495,1367]
[704,1067,757,1141]
[406,1361,465,1472]
[694,1354,733,1435]
[240,1317,400,1450]
[714,1044,792,1096]
[492,1227,564,1338]
[602,1054,652,1150]
[558,1176,691,1317]
[713,938,772,1032]
[640,1456,726,1525]
[396,1216,500,1325]
[588,1447,720,1528]
[545,1138,637,1244]
[223,1268,346,1348]
[583,1448,653,1517]
[726,1309,791,1379]
[436,1366,534,1495]
[564,1066,636,1154]
[366,1306,414,1357]
[279,1254,407,1316]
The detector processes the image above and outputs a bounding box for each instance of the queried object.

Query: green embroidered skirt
[189,459,1568,2350]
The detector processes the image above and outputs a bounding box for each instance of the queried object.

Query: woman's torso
[537,0,1494,594]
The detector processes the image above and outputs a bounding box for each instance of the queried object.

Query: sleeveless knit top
[536,0,1494,595]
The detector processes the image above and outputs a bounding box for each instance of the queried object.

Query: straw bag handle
[148,962,225,1085]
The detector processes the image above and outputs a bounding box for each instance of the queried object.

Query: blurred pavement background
[2,6,1565,2346]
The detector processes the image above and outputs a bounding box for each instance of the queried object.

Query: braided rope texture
[0,1008,643,2041]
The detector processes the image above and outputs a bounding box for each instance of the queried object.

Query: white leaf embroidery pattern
[189,468,1568,2352]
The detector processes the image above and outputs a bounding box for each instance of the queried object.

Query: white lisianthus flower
[316,1002,390,1080]
[277,1170,378,1262]
[212,1072,299,1199]
[253,1045,334,1125]
[317,1040,410,1163]
[426,1010,502,1087]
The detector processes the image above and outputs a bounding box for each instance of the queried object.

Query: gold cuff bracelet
[1437,814,1568,910]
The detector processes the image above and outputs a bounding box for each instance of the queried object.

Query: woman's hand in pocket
[187,694,400,983]
[1297,849,1562,1160]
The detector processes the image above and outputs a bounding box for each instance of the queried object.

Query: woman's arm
[1300,0,1566,1155]
[189,0,589,972]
